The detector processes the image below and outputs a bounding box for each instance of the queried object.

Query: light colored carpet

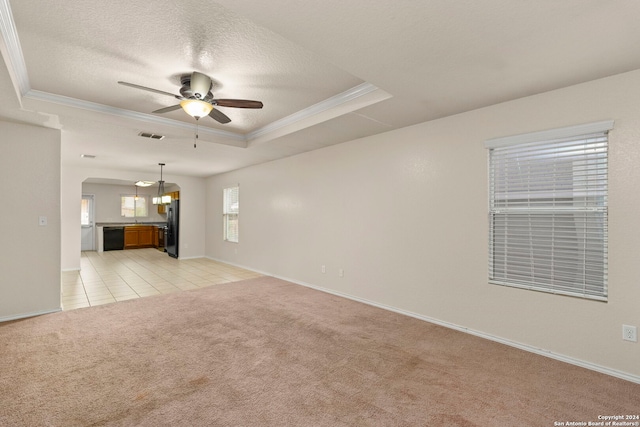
[1,276,638,426]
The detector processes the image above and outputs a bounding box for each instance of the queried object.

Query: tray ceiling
[2,0,640,177]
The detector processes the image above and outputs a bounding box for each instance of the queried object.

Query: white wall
[206,69,640,379]
[82,182,168,223]
[62,166,206,270]
[0,120,61,320]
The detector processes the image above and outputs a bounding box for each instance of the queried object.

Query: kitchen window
[485,120,613,301]
[223,186,239,243]
[121,195,149,218]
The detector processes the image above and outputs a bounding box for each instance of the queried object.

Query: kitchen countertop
[97,222,167,227]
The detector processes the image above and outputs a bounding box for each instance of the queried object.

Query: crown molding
[24,90,247,142]
[3,0,388,149]
[246,82,390,144]
[24,82,391,149]
[0,0,30,97]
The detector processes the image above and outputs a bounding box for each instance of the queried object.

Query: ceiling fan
[118,71,263,124]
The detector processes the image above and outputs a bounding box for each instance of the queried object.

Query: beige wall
[82,182,168,224]
[206,69,640,379]
[0,120,61,320]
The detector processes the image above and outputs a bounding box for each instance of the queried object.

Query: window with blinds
[223,186,239,243]
[485,121,613,301]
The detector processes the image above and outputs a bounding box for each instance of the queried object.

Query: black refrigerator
[166,199,179,258]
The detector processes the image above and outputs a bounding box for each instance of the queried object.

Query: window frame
[223,186,239,243]
[120,194,149,218]
[484,120,613,301]
[81,197,91,226]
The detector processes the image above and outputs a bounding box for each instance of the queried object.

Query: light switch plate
[38,216,47,226]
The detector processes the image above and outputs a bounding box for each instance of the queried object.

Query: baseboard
[205,256,268,275]
[0,307,62,323]
[176,255,204,261]
[61,267,80,272]
[204,256,640,385]
[286,277,640,385]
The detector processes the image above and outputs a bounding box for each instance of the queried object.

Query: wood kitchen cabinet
[124,226,155,249]
[156,191,180,214]
[153,226,159,247]
[138,227,153,246]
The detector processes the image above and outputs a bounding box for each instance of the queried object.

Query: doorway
[81,194,95,251]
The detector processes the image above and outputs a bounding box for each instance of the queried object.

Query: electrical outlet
[338,268,344,278]
[321,265,326,274]
[622,325,637,342]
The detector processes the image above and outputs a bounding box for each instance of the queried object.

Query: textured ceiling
[2,0,640,178]
[13,0,364,133]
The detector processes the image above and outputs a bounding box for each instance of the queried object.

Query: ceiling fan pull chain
[194,120,199,148]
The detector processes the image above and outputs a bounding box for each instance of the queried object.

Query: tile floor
[61,248,262,311]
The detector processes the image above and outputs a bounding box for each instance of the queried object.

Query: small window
[121,195,148,218]
[223,186,239,243]
[485,121,613,301]
[81,198,91,226]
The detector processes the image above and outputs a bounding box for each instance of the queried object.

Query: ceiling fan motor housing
[180,73,212,100]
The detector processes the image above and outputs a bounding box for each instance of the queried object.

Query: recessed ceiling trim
[3,0,389,154]
[24,89,247,143]
[247,82,392,145]
[0,0,30,98]
[5,0,391,156]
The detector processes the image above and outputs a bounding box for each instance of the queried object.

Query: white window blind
[223,186,239,243]
[485,121,613,301]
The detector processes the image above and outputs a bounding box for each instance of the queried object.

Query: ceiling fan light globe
[180,99,213,119]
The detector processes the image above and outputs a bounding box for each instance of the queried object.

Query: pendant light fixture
[153,163,166,205]
[134,183,139,201]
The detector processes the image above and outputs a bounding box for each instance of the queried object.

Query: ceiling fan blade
[208,108,231,124]
[152,105,182,114]
[190,72,212,99]
[118,81,180,99]
[214,99,263,109]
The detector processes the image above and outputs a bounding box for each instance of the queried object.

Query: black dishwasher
[103,227,124,251]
